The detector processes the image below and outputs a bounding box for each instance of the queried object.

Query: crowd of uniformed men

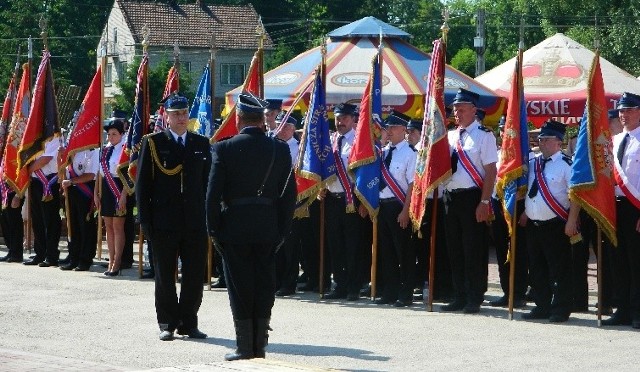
[1,87,639,357]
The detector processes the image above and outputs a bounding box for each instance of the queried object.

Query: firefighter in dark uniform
[207,93,296,360]
[441,89,497,314]
[136,93,212,341]
[520,119,580,323]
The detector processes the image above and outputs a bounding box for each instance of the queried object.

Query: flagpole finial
[141,24,150,54]
[378,27,384,52]
[173,41,180,65]
[256,16,266,49]
[441,7,450,43]
[39,15,49,51]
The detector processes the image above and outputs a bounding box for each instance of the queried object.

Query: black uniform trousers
[151,228,207,331]
[325,193,365,296]
[491,198,528,300]
[276,218,303,292]
[66,183,97,267]
[526,217,572,317]
[223,242,277,320]
[123,193,135,266]
[298,200,329,290]
[0,193,24,259]
[30,176,61,263]
[444,188,488,305]
[414,197,453,299]
[572,211,614,310]
[378,199,414,302]
[610,197,640,320]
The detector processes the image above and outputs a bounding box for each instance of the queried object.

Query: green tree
[450,47,476,76]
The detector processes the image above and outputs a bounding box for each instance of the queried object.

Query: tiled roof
[117,0,273,50]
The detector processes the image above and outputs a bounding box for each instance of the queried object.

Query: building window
[113,28,118,44]
[105,63,113,86]
[117,61,127,81]
[221,63,245,85]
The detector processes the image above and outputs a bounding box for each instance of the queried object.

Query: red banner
[3,63,31,195]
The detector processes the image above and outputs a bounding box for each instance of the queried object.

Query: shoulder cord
[148,137,183,176]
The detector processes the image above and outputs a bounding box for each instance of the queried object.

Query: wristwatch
[480,199,490,205]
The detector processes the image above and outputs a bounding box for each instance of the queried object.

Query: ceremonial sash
[68,164,95,219]
[455,138,484,189]
[613,161,640,210]
[380,147,406,205]
[101,146,121,211]
[34,169,58,202]
[0,181,9,209]
[534,157,569,221]
[332,133,355,212]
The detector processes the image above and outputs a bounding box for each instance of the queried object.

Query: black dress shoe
[38,260,58,267]
[463,303,481,314]
[549,314,570,323]
[23,258,44,266]
[141,271,155,279]
[522,307,550,320]
[0,255,9,262]
[323,290,346,300]
[73,264,91,271]
[177,328,207,339]
[105,269,120,277]
[275,288,295,297]
[602,312,632,326]
[489,296,508,307]
[441,300,466,312]
[394,300,412,308]
[59,256,71,265]
[210,279,226,288]
[6,256,23,263]
[374,297,394,305]
[59,263,77,271]
[159,330,174,341]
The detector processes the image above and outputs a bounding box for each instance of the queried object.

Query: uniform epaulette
[562,155,573,166]
[478,125,492,133]
[409,144,417,152]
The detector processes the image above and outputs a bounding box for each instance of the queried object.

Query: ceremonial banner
[569,51,617,246]
[0,68,18,162]
[62,65,102,165]
[3,63,30,195]
[117,54,149,193]
[212,50,262,142]
[153,65,179,132]
[495,49,530,235]
[189,65,213,137]
[18,51,60,170]
[409,39,450,229]
[347,50,383,217]
[295,68,334,215]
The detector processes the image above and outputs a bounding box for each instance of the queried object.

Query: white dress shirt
[380,140,416,199]
[445,120,498,191]
[613,126,640,197]
[524,150,571,221]
[66,149,99,179]
[326,129,356,193]
[31,137,61,176]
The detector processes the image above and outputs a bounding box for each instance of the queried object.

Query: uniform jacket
[207,126,296,245]
[136,129,212,232]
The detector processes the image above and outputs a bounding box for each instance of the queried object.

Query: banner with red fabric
[3,63,31,196]
[153,64,179,132]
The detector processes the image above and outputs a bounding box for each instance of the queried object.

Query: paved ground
[0,245,638,371]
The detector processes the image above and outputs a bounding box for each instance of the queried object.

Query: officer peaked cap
[538,119,566,141]
[161,92,189,112]
[265,99,283,111]
[237,92,269,113]
[383,110,411,128]
[452,88,480,107]
[275,110,297,126]
[616,92,640,109]
[333,102,358,116]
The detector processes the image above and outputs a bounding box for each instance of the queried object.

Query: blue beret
[617,92,640,109]
[265,99,283,110]
[608,109,619,119]
[475,108,486,121]
[162,92,189,112]
[237,92,269,113]
[452,88,480,107]
[275,111,297,126]
[539,119,566,141]
[334,102,358,116]
[383,110,411,128]
[407,119,422,131]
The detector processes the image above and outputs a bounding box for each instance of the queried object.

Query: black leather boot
[225,319,254,361]
[254,318,271,358]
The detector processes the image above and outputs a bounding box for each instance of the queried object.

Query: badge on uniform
[78,164,83,171]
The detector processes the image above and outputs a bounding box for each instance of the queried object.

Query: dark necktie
[335,135,344,154]
[177,136,184,147]
[105,146,114,163]
[528,157,551,198]
[379,146,396,191]
[617,133,630,167]
[451,128,465,174]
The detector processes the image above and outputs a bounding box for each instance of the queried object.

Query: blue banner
[189,65,213,137]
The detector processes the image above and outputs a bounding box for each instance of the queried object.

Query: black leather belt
[327,192,345,199]
[447,187,480,194]
[227,197,273,207]
[530,217,561,227]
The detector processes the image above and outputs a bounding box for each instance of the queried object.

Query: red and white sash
[101,146,121,210]
[535,157,569,221]
[455,138,484,189]
[332,133,355,212]
[68,164,95,217]
[613,161,640,210]
[34,169,58,202]
[380,147,406,205]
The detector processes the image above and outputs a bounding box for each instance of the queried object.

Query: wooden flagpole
[96,38,107,260]
[25,36,33,255]
[426,192,438,311]
[507,202,518,320]
[596,228,603,327]
[318,39,327,299]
